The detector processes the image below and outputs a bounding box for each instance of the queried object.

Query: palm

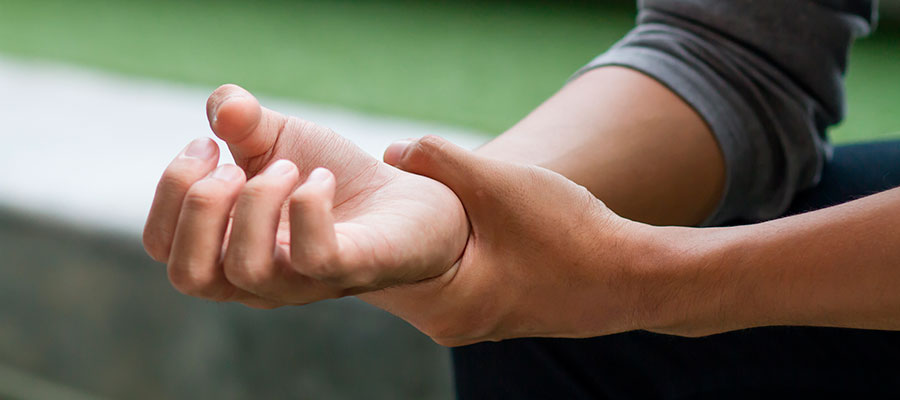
[213,88,467,290]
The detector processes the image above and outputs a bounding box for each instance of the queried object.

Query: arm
[648,187,900,337]
[145,0,872,333]
[381,136,900,345]
[473,0,874,227]
[140,68,724,310]
[475,66,725,226]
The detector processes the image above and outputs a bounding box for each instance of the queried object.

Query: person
[143,0,900,397]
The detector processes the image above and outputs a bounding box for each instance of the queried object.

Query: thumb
[384,135,490,205]
[206,84,286,162]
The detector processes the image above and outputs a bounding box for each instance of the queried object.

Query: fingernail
[264,160,296,176]
[384,140,413,164]
[183,137,216,160]
[211,165,242,181]
[306,167,332,184]
[211,95,244,127]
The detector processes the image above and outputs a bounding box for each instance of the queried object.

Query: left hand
[142,85,469,308]
[360,136,675,346]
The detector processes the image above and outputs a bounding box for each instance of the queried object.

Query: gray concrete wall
[0,208,453,399]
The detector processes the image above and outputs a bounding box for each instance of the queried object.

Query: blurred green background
[1,0,897,140]
[0,1,898,399]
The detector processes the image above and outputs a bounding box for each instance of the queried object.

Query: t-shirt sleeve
[572,0,875,225]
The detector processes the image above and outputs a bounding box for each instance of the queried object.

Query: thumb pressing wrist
[383,139,414,167]
[383,135,482,199]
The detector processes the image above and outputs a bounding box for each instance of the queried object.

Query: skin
[386,135,900,342]
[649,187,900,337]
[143,67,727,339]
[143,84,468,308]
[476,66,725,226]
[145,66,900,345]
[371,136,666,344]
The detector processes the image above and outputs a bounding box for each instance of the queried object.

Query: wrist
[565,213,700,336]
[630,225,740,337]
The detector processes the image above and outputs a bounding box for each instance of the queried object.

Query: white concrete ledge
[0,56,488,234]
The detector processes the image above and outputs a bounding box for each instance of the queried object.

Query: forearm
[475,66,725,226]
[645,187,900,336]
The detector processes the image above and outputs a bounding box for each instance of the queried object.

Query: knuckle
[406,135,445,165]
[295,256,334,279]
[288,189,308,206]
[327,270,375,289]
[157,169,196,195]
[182,183,222,212]
[167,265,228,300]
[288,188,314,209]
[416,135,446,152]
[223,256,272,289]
[289,185,326,209]
[241,179,278,202]
[298,257,372,289]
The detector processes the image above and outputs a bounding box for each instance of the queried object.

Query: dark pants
[452,140,900,399]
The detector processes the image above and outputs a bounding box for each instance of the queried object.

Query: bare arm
[380,136,900,344]
[648,187,900,336]
[476,66,725,226]
[141,67,726,312]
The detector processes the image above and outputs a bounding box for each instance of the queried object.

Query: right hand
[361,136,662,346]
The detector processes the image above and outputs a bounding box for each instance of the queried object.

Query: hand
[361,136,673,346]
[142,85,468,308]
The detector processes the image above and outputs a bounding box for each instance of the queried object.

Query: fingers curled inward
[167,164,245,300]
[289,167,364,287]
[144,137,219,263]
[223,159,300,297]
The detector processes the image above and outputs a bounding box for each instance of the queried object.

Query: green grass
[0,0,897,142]
[834,32,900,142]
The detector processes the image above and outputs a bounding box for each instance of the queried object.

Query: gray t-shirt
[575,0,876,225]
